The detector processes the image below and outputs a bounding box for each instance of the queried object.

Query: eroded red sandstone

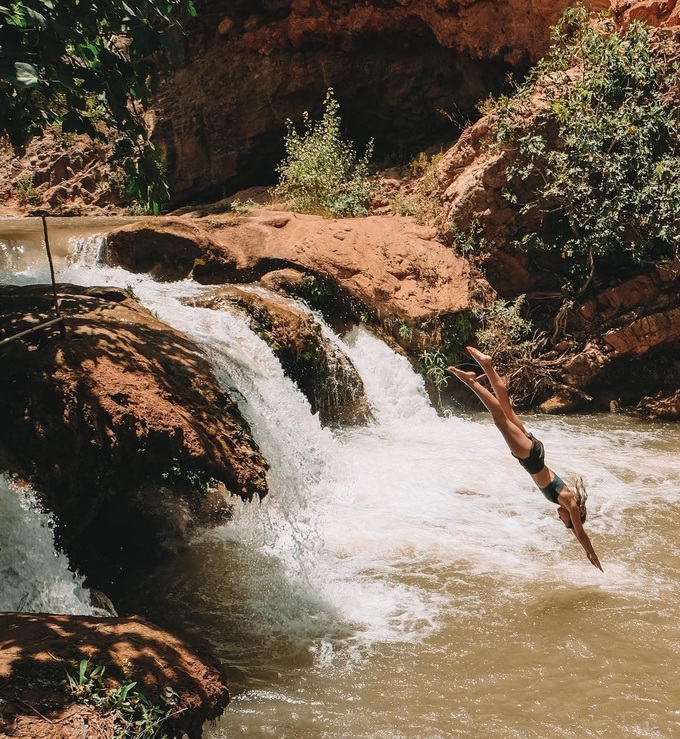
[0,613,229,739]
[0,283,268,574]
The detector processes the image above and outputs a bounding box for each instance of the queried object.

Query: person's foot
[466,346,492,368]
[446,366,478,384]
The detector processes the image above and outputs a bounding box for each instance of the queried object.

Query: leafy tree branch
[0,0,197,211]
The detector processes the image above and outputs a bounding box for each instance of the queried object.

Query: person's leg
[448,367,532,458]
[466,347,527,434]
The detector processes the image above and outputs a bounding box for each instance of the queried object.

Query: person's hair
[570,476,588,524]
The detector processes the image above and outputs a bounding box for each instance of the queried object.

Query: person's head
[559,476,588,528]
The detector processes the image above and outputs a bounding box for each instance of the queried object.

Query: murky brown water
[0,215,138,271]
[116,410,680,739]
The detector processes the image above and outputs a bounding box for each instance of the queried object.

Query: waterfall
[3,222,680,674]
[0,476,93,614]
[6,236,676,627]
[69,233,108,268]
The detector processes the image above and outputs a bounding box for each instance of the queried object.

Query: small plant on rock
[419,347,449,391]
[276,89,376,217]
[398,320,412,341]
[65,659,180,739]
[162,458,210,496]
[14,174,40,205]
[391,150,444,226]
[230,198,258,214]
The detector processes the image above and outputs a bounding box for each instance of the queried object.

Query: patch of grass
[390,151,444,226]
[65,659,179,739]
[410,252,440,286]
[14,174,40,205]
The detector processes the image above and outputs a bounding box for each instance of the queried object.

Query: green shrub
[481,7,680,289]
[14,174,40,205]
[475,296,534,372]
[275,89,376,217]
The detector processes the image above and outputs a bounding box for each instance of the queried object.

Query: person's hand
[587,551,603,572]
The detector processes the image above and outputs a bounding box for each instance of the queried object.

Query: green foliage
[117,137,170,215]
[441,311,475,365]
[414,311,475,393]
[229,198,259,213]
[475,296,534,372]
[485,6,680,287]
[448,218,489,255]
[391,151,444,225]
[0,0,196,212]
[398,320,412,341]
[298,274,335,313]
[65,659,179,739]
[66,658,105,697]
[123,284,139,301]
[162,458,209,495]
[276,89,376,217]
[408,151,435,177]
[14,173,39,205]
[419,348,449,391]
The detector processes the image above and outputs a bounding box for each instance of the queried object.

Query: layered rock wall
[154,0,675,204]
[3,0,671,212]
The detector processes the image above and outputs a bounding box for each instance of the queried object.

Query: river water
[1,219,679,738]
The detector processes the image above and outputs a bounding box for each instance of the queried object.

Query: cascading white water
[0,476,93,614]
[4,222,680,738]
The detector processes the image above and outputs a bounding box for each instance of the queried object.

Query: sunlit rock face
[150,0,678,204]
[1,1,673,214]
[104,210,472,356]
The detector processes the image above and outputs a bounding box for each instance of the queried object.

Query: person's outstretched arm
[566,499,603,572]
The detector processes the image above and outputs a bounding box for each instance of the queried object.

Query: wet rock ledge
[0,612,229,739]
[0,283,269,576]
[191,285,373,426]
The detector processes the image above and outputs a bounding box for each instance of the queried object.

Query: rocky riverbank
[0,613,229,739]
[0,283,269,578]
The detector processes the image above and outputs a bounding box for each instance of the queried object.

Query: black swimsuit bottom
[512,434,564,505]
[512,434,545,475]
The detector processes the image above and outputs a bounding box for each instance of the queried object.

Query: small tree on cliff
[476,6,680,291]
[0,0,196,212]
[276,89,376,217]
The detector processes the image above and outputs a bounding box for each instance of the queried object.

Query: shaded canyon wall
[151,0,583,205]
